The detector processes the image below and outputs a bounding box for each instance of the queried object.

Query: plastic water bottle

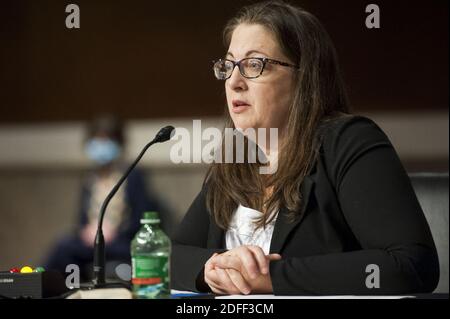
[131,211,171,299]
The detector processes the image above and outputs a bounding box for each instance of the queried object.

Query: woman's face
[225,24,296,135]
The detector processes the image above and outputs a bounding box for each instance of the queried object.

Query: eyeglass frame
[212,57,300,80]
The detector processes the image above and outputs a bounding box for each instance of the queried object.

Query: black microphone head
[154,125,175,143]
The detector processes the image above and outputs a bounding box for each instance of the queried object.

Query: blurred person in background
[43,115,162,281]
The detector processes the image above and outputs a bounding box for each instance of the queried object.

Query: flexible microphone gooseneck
[92,125,175,287]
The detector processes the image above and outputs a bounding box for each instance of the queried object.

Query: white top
[225,204,278,255]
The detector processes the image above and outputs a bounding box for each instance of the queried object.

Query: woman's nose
[226,65,247,91]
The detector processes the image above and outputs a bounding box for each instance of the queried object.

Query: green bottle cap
[141,211,160,224]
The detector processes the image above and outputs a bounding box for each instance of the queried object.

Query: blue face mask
[85,138,121,165]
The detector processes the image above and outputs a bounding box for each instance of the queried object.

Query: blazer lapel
[207,217,225,248]
[269,174,315,254]
[206,173,315,252]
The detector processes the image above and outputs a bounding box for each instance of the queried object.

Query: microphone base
[67,282,132,299]
[81,280,131,290]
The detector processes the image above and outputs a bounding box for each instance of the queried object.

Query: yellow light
[20,266,33,273]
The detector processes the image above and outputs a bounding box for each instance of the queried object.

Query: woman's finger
[218,248,260,279]
[215,268,240,294]
[207,252,219,264]
[205,268,228,294]
[205,260,224,285]
[210,284,227,295]
[267,253,282,261]
[247,245,270,275]
[204,268,218,284]
[206,268,239,295]
[206,274,227,295]
[212,254,243,273]
[205,253,219,271]
[225,268,251,295]
[235,247,262,278]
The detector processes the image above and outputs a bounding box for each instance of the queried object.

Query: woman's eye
[249,61,261,69]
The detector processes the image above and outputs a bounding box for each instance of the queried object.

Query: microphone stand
[79,126,174,290]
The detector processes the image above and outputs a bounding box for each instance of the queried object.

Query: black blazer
[171,115,439,295]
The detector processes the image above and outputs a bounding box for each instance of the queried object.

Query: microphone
[92,125,175,287]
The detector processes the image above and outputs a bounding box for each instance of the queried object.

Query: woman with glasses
[171,1,439,295]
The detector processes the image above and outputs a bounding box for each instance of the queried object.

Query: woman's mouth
[232,100,251,114]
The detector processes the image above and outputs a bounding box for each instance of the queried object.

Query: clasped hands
[204,245,281,295]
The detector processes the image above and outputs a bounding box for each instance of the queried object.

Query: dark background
[0,0,448,123]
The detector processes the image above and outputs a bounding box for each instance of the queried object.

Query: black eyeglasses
[212,57,299,80]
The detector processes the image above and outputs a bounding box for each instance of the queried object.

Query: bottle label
[131,255,168,285]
